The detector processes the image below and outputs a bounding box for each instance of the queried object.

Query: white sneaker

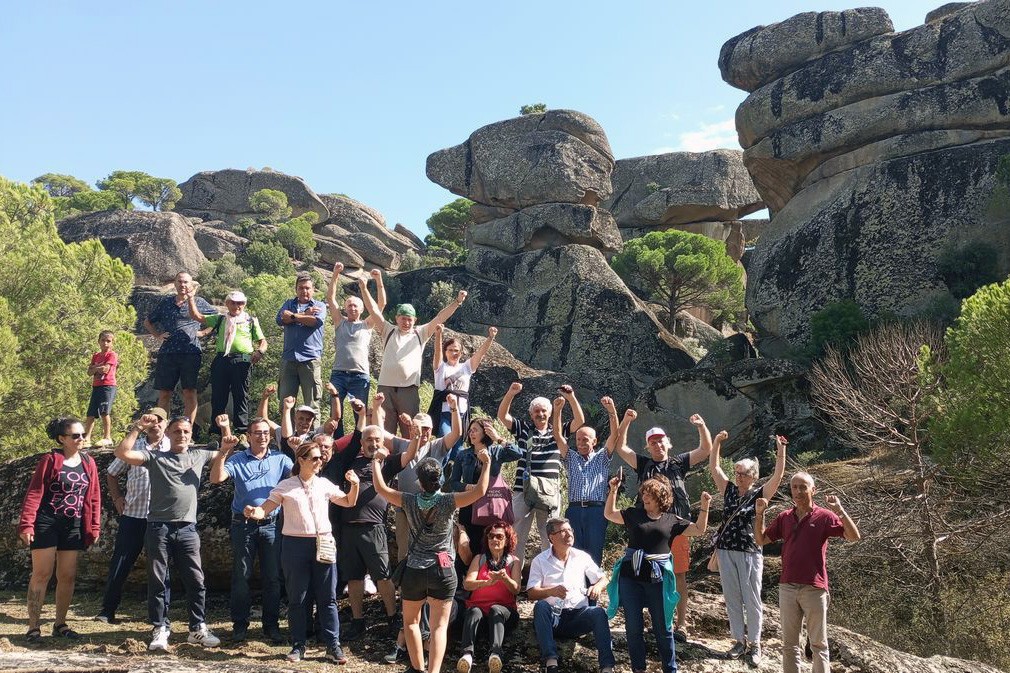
[364,574,377,595]
[149,626,170,651]
[187,623,221,647]
[488,653,503,673]
[457,653,472,673]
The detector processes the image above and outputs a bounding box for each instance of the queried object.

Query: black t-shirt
[716,482,762,553]
[326,430,404,525]
[37,461,89,526]
[620,507,689,580]
[635,451,692,518]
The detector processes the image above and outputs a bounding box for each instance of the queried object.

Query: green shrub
[937,241,1001,300]
[240,240,293,276]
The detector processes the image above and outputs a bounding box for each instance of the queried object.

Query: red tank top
[465,555,518,614]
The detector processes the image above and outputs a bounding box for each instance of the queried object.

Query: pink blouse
[268,475,345,537]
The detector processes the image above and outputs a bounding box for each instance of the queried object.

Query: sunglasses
[249,430,271,436]
[487,533,506,540]
[65,433,86,440]
[734,471,754,477]
[302,455,323,462]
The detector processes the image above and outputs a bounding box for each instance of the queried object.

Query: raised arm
[327,262,346,327]
[351,397,368,433]
[399,419,423,468]
[186,293,208,325]
[709,430,729,494]
[497,381,521,431]
[559,384,584,432]
[257,384,279,430]
[825,495,861,541]
[469,326,497,372]
[552,396,569,459]
[601,396,619,455]
[359,276,384,329]
[209,416,238,483]
[763,435,788,500]
[280,396,296,440]
[332,470,360,508]
[682,491,712,537]
[115,415,160,466]
[429,289,468,328]
[442,394,462,449]
[686,414,713,467]
[604,473,625,525]
[454,448,491,508]
[370,268,387,312]
[754,497,770,546]
[433,323,444,371]
[613,407,640,470]
[371,454,402,508]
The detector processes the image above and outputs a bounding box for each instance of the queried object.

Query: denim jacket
[447,442,522,492]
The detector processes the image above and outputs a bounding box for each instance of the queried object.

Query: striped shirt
[510,418,570,493]
[107,435,171,519]
[564,448,612,502]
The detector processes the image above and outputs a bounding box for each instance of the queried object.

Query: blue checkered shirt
[564,448,612,502]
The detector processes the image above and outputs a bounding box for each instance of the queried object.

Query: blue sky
[2,1,928,238]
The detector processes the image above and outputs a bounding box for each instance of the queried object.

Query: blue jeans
[532,600,614,669]
[437,411,464,460]
[566,504,608,565]
[230,516,281,631]
[620,576,676,673]
[282,535,340,649]
[100,516,169,618]
[146,521,206,630]
[329,370,370,406]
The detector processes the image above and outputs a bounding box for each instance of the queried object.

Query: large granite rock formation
[420,111,693,402]
[723,1,1010,353]
[427,109,615,210]
[174,168,330,226]
[58,211,207,286]
[318,193,420,261]
[605,150,764,231]
[192,220,247,258]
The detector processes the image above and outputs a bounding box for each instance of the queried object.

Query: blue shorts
[87,385,117,418]
[328,370,370,405]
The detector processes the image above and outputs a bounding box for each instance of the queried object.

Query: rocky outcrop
[606,150,764,229]
[426,109,615,209]
[193,221,247,258]
[466,203,623,254]
[175,168,329,226]
[58,211,207,286]
[313,235,365,269]
[725,1,1010,352]
[318,193,420,259]
[394,223,426,249]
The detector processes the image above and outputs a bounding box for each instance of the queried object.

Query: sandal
[25,628,41,644]
[53,623,81,640]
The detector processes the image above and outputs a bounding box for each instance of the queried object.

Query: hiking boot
[342,618,366,641]
[727,640,747,659]
[384,644,407,664]
[286,644,306,662]
[746,644,762,668]
[187,623,221,647]
[149,626,170,652]
[326,645,348,664]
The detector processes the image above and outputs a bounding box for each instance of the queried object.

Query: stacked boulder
[603,149,766,263]
[722,2,1010,353]
[422,109,694,402]
[317,193,420,271]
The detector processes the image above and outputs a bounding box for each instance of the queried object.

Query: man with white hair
[614,411,712,641]
[755,472,860,673]
[187,289,267,436]
[498,382,584,565]
[325,263,385,434]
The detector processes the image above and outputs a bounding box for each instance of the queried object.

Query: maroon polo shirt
[764,504,845,590]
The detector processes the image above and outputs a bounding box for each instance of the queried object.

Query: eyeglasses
[550,528,574,536]
[487,533,506,540]
[65,433,86,440]
[249,430,271,436]
[734,471,754,477]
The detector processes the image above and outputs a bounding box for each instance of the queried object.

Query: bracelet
[700,509,709,512]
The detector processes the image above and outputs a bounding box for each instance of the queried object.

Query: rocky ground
[0,575,1001,673]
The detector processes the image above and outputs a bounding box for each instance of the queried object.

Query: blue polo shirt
[276,298,327,362]
[224,448,293,514]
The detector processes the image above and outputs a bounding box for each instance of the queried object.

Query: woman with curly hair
[18,417,102,643]
[605,475,710,673]
[446,417,521,549]
[456,521,522,673]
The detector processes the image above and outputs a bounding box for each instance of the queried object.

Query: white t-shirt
[526,546,604,610]
[434,359,473,414]
[377,321,432,387]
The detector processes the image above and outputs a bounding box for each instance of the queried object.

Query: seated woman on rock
[605,473,711,673]
[446,417,522,550]
[18,417,102,643]
[456,521,522,673]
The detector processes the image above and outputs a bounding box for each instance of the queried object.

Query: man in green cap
[361,270,468,436]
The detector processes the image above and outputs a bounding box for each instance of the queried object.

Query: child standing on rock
[83,330,118,447]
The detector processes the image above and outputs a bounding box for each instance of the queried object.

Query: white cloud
[676,118,740,152]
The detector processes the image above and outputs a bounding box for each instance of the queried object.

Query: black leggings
[460,604,518,656]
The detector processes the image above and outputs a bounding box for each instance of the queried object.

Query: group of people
[18,264,861,673]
